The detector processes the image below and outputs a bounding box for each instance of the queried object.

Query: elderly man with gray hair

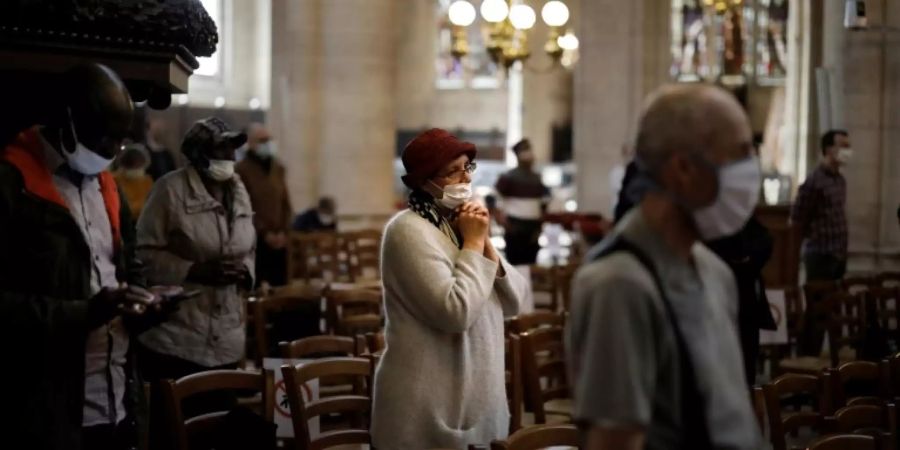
[566,84,764,450]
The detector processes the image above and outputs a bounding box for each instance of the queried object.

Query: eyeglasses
[434,161,477,182]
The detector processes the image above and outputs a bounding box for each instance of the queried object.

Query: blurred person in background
[236,122,292,287]
[136,118,255,448]
[293,196,338,233]
[144,117,177,181]
[567,84,763,450]
[495,138,550,265]
[114,143,154,218]
[372,128,527,449]
[791,130,851,356]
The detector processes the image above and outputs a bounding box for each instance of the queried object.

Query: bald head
[635,84,751,178]
[247,122,271,148]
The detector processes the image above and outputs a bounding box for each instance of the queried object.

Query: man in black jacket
[0,64,157,450]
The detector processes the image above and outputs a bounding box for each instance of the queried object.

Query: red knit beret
[401,128,477,190]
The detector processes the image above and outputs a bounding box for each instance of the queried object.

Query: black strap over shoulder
[592,237,713,449]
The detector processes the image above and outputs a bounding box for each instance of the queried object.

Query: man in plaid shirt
[791,129,851,354]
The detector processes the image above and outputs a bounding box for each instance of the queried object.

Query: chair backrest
[279,335,363,359]
[280,357,372,450]
[489,423,579,450]
[821,292,867,367]
[555,263,578,312]
[345,229,382,281]
[752,386,767,434]
[365,331,385,354]
[884,352,900,399]
[869,287,900,335]
[519,326,569,424]
[529,265,559,312]
[161,369,275,450]
[250,284,324,365]
[828,361,887,412]
[806,434,879,450]
[505,311,565,335]
[763,373,828,450]
[831,404,897,436]
[325,287,383,336]
[289,232,352,283]
[506,335,523,434]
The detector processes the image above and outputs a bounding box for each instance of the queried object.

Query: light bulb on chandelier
[558,30,579,50]
[480,0,509,23]
[448,0,476,26]
[541,1,570,27]
[508,4,536,30]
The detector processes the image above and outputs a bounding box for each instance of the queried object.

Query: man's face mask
[61,108,115,176]
[689,154,762,240]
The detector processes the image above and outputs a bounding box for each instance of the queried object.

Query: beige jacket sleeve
[135,180,194,286]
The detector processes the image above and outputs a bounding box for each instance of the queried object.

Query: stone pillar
[270,0,397,224]
[821,0,900,269]
[571,0,669,216]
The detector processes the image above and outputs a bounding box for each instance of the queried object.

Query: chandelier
[447,0,579,70]
[704,0,743,14]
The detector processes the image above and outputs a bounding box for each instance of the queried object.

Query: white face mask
[836,147,853,164]
[61,111,114,176]
[255,141,276,158]
[206,159,235,182]
[433,181,473,210]
[318,213,335,226]
[692,155,762,240]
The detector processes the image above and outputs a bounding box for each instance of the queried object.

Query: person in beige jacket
[372,129,527,449]
[135,118,256,445]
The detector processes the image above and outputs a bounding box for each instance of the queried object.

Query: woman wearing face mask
[371,128,527,450]
[134,118,256,439]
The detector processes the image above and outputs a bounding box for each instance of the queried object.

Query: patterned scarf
[408,190,461,248]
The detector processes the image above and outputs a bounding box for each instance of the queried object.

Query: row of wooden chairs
[249,283,384,366]
[758,355,900,450]
[776,284,900,376]
[287,229,383,284]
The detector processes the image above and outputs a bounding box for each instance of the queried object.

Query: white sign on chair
[264,358,320,439]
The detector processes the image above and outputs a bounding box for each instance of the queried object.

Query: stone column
[821,0,900,269]
[571,0,669,216]
[270,0,397,224]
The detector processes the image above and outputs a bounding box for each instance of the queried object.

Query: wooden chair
[529,265,559,312]
[555,263,578,312]
[489,423,579,450]
[786,286,806,350]
[828,404,897,449]
[250,284,324,366]
[280,357,372,450]
[882,353,900,400]
[506,335,523,434]
[764,373,830,450]
[278,335,364,359]
[288,232,353,283]
[506,311,565,335]
[806,434,880,450]
[827,361,888,413]
[753,386,767,433]
[345,229,382,281]
[161,369,275,450]
[325,287,383,336]
[824,292,868,368]
[519,327,570,424]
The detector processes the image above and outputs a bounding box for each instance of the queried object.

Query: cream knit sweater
[371,210,527,449]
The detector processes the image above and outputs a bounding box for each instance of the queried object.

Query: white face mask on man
[61,109,114,176]
[691,155,762,240]
[836,147,854,164]
[432,181,473,210]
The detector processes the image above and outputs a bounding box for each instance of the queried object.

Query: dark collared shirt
[791,165,848,258]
